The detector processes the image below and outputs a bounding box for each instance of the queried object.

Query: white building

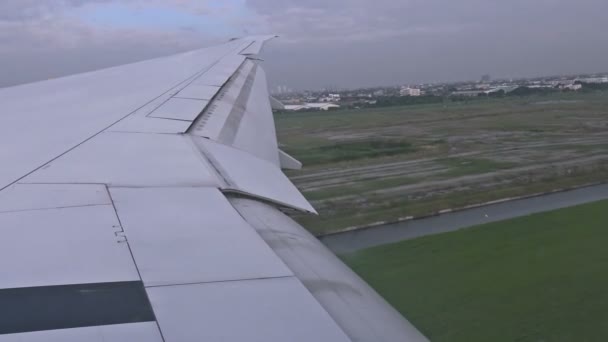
[578,77,608,84]
[485,85,519,94]
[562,83,583,91]
[400,87,421,97]
[320,94,341,102]
[284,103,341,112]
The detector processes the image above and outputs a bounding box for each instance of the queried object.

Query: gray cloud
[0,0,115,20]
[0,19,212,86]
[1,0,608,90]
[249,0,608,89]
[0,0,220,87]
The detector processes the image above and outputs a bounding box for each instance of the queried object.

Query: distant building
[400,87,422,97]
[481,74,491,83]
[550,79,576,87]
[451,85,522,97]
[528,85,553,89]
[560,83,583,91]
[578,77,608,84]
[284,103,340,112]
[486,85,519,94]
[273,85,293,95]
[319,94,341,102]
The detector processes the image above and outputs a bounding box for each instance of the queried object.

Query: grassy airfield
[342,200,608,342]
[276,91,608,235]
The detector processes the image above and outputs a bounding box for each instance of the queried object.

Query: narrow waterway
[320,184,608,254]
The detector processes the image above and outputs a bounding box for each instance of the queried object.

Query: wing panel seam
[105,185,167,342]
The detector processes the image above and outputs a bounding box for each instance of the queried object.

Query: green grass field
[286,139,416,166]
[277,90,608,234]
[343,200,608,341]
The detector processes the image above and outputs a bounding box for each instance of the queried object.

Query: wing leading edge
[0,36,428,341]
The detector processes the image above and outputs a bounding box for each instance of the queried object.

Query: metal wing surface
[0,37,428,342]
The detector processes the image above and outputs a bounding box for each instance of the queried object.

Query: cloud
[0,18,210,87]
[0,0,228,87]
[246,0,608,89]
[246,0,472,43]
[1,0,608,90]
[246,0,608,43]
[0,0,117,20]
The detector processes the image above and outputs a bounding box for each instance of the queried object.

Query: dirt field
[275,91,608,235]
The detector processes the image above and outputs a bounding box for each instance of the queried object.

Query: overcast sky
[1,0,607,90]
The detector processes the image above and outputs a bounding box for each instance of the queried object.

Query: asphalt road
[321,184,608,254]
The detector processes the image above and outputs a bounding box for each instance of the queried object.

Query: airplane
[0,36,428,342]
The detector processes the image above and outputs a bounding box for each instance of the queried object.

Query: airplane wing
[0,36,428,342]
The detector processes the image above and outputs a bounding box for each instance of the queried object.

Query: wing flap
[188,60,257,141]
[147,278,351,342]
[193,138,316,214]
[109,187,293,287]
[0,203,139,290]
[279,150,303,170]
[109,186,349,342]
[189,60,280,166]
[229,197,430,342]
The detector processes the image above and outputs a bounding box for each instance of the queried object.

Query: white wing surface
[0,37,428,341]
